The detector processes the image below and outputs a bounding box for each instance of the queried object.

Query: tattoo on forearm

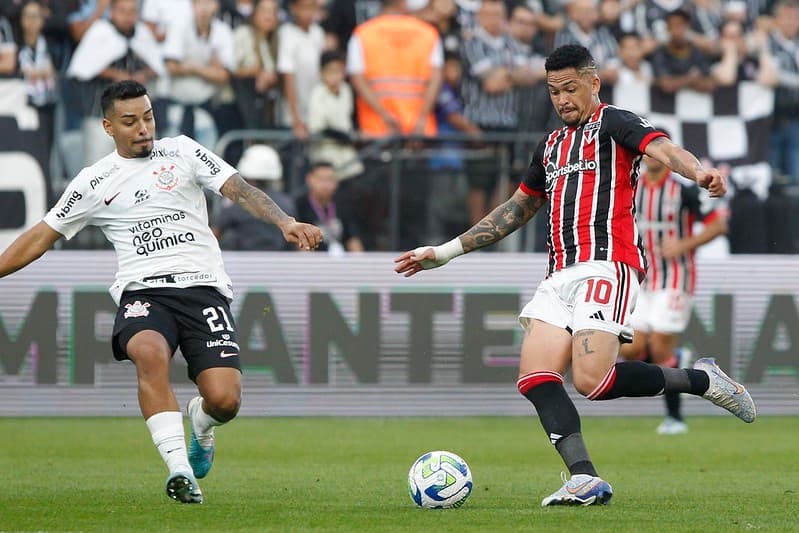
[651,138,703,179]
[459,193,546,252]
[222,175,292,226]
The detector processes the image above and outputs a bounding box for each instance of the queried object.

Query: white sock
[191,398,224,448]
[146,411,191,474]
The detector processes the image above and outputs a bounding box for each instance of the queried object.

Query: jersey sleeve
[519,137,548,197]
[178,135,238,195]
[604,106,667,155]
[42,172,96,239]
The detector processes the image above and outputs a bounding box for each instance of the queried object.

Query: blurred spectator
[16,0,56,106]
[0,12,15,75]
[321,0,382,52]
[277,0,325,139]
[307,50,363,179]
[233,0,280,129]
[686,0,723,56]
[650,8,716,93]
[66,0,109,43]
[417,0,462,53]
[768,0,799,184]
[212,144,297,250]
[3,0,70,68]
[513,0,566,39]
[554,0,620,84]
[140,0,192,43]
[163,0,236,147]
[632,0,685,56]
[508,3,548,137]
[617,31,652,83]
[461,0,516,224]
[436,51,480,138]
[712,19,778,87]
[219,0,257,28]
[66,0,164,164]
[294,161,365,253]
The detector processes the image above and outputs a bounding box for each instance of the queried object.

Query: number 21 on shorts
[584,278,612,304]
[203,306,234,332]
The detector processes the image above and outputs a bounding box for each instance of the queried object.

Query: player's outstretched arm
[0,221,62,278]
[220,174,323,250]
[394,189,546,277]
[644,137,727,197]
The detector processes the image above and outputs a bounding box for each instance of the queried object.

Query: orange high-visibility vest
[353,14,438,137]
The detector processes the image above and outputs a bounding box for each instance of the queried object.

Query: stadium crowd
[0,0,796,252]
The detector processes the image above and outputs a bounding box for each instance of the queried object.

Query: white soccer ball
[408,450,473,509]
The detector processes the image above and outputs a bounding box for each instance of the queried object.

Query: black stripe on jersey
[613,262,625,323]
[594,116,613,261]
[655,183,669,290]
[561,124,583,266]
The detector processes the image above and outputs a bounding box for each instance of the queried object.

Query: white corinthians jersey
[44,135,238,304]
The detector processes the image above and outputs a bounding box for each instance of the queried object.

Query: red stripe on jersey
[517,371,564,395]
[638,131,668,153]
[519,182,545,197]
[577,113,599,263]
[645,179,658,291]
[669,180,680,290]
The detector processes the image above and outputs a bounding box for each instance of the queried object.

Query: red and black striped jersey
[635,171,724,294]
[520,103,666,277]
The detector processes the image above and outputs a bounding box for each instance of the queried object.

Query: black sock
[665,391,682,420]
[593,361,665,400]
[662,367,710,396]
[523,381,597,477]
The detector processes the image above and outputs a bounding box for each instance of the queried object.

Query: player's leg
[617,330,647,360]
[112,295,201,504]
[177,288,243,479]
[649,331,687,434]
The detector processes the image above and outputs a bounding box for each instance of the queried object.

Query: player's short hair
[545,45,597,73]
[101,80,148,117]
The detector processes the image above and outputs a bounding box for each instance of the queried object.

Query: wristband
[433,238,464,263]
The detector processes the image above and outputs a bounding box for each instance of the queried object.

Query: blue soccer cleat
[187,396,215,479]
[694,357,756,423]
[541,473,613,507]
[166,470,203,504]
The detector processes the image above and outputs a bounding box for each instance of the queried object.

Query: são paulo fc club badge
[124,300,151,318]
[153,165,179,191]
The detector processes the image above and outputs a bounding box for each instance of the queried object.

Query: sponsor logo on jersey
[127,211,187,234]
[206,339,240,349]
[194,148,221,176]
[55,190,83,219]
[141,272,217,285]
[153,165,179,191]
[133,227,196,256]
[220,351,238,358]
[545,160,598,185]
[89,163,120,190]
[134,189,150,204]
[149,147,179,159]
[123,300,151,318]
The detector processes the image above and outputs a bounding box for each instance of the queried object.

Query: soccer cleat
[166,471,203,504]
[694,357,756,423]
[541,473,613,507]
[656,416,689,435]
[187,396,215,479]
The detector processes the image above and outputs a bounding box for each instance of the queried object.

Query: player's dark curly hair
[545,45,597,73]
[101,80,148,117]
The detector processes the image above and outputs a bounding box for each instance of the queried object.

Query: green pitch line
[0,417,796,532]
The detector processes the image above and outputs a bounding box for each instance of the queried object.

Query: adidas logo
[549,432,563,445]
[590,311,606,321]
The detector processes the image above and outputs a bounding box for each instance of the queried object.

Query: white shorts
[629,289,692,334]
[519,261,639,341]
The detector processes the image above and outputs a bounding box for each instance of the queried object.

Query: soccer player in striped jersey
[395,44,755,507]
[620,153,728,434]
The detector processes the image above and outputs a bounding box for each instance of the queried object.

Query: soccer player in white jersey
[395,45,755,507]
[0,80,323,504]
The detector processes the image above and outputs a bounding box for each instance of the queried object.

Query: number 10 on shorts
[584,279,612,304]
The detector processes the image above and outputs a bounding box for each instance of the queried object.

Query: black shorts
[112,286,242,382]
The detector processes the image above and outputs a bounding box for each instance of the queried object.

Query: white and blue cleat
[166,471,203,504]
[694,357,756,423]
[187,396,215,479]
[541,473,613,507]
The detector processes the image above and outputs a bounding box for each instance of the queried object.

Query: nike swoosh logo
[220,351,238,358]
[714,370,745,394]
[566,480,592,494]
[104,192,121,205]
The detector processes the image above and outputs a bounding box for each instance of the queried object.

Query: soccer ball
[408,450,472,509]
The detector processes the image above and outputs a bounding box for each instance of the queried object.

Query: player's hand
[696,168,727,198]
[394,246,447,277]
[660,237,687,259]
[281,220,323,250]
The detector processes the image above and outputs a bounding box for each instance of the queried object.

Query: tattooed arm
[220,174,322,250]
[394,189,547,277]
[644,137,727,197]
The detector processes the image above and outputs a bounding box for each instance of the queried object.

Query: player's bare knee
[208,395,240,422]
[572,373,600,398]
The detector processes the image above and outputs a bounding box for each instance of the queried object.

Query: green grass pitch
[1,416,796,532]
